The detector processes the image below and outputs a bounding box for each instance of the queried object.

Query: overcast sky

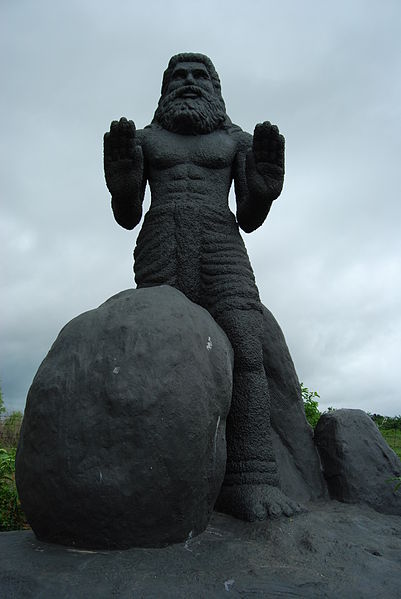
[1,0,400,416]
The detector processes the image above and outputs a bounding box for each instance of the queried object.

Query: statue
[104,53,300,521]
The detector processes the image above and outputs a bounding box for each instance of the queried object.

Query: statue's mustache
[166,85,210,103]
[176,85,203,97]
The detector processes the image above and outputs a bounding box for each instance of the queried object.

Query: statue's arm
[234,123,285,233]
[103,118,147,230]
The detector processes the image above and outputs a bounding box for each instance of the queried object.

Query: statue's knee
[215,308,264,370]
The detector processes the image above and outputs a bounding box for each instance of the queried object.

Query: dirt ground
[1,500,400,598]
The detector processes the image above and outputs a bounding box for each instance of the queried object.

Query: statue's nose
[185,72,195,85]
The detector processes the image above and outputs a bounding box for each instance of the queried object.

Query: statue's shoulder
[138,122,171,146]
[227,127,253,153]
[135,127,151,144]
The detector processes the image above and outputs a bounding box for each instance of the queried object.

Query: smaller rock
[314,409,401,515]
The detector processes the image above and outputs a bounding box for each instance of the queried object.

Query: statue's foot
[215,483,304,522]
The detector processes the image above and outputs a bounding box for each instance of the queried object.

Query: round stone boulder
[315,409,401,515]
[16,286,233,549]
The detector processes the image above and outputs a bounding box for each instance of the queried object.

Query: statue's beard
[153,86,227,134]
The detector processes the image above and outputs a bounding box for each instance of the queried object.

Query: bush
[301,383,321,428]
[0,401,27,530]
[0,447,27,531]
[370,414,401,431]
[0,411,23,449]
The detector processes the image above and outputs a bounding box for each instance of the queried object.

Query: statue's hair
[161,53,223,99]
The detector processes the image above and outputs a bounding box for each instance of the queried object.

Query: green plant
[368,413,401,460]
[301,383,321,428]
[0,410,23,449]
[369,413,401,429]
[0,448,15,482]
[0,447,27,531]
[379,428,401,460]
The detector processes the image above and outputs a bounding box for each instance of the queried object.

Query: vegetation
[369,414,401,461]
[0,447,27,531]
[376,416,401,460]
[301,383,321,428]
[0,410,23,449]
[0,383,28,531]
[380,430,401,460]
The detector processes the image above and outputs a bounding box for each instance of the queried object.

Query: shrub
[0,411,23,449]
[0,447,27,531]
[301,383,321,428]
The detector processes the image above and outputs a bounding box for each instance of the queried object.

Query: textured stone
[2,503,401,599]
[314,409,401,515]
[16,286,233,549]
[262,306,328,502]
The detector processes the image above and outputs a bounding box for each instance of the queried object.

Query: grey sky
[2,0,400,415]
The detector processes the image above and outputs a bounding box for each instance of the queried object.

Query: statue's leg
[211,306,300,521]
[214,308,277,481]
[197,209,299,519]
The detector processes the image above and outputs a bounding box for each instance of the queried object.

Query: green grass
[379,428,401,460]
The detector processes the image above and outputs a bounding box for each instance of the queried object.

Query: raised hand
[246,121,285,201]
[104,117,143,198]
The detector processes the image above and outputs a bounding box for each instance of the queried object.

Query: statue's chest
[144,130,236,170]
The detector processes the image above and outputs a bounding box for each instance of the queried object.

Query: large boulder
[262,306,328,502]
[314,409,401,515]
[16,286,233,549]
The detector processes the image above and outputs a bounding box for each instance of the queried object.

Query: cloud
[1,1,400,416]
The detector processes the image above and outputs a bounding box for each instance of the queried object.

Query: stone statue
[104,53,300,520]
[14,53,397,554]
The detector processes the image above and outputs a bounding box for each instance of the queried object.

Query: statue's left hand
[246,121,285,200]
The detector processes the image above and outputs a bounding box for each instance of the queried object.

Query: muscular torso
[138,127,249,210]
[133,125,259,309]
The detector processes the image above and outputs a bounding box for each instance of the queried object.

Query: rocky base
[1,502,400,598]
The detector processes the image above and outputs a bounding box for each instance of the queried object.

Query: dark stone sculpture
[16,286,233,548]
[315,409,401,515]
[103,53,301,520]
[11,52,401,568]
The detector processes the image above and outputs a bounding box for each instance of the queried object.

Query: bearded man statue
[104,53,300,521]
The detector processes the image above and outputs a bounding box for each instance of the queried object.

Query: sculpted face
[153,60,227,135]
[166,62,215,97]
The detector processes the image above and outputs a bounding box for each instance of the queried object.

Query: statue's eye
[172,70,186,80]
[194,70,208,80]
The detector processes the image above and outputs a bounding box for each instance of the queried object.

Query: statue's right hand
[103,117,143,196]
